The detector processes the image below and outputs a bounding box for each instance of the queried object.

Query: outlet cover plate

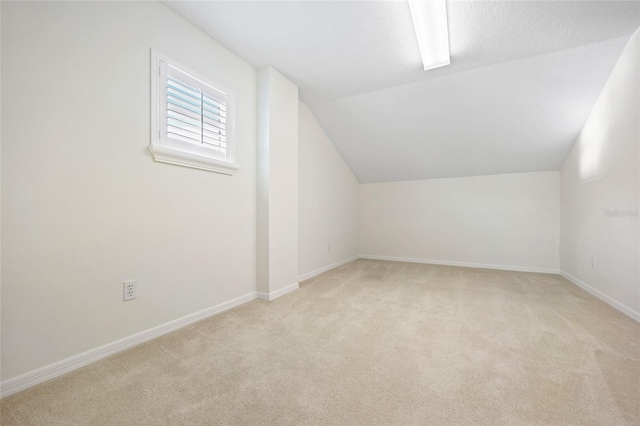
[123,280,137,301]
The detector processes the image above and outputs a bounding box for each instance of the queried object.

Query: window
[149,50,239,174]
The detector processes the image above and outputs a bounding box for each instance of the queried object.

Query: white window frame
[149,50,239,175]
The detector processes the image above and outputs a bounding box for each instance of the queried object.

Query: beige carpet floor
[1,259,639,425]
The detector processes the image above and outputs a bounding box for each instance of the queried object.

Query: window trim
[149,49,239,175]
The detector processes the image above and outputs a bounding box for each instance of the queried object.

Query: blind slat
[167,76,201,96]
[167,127,200,143]
[203,104,226,117]
[167,91,201,109]
[203,129,226,142]
[203,94,226,109]
[204,140,226,147]
[167,79,201,101]
[167,110,200,126]
[168,103,201,122]
[167,100,201,119]
[203,122,226,136]
[168,122,201,140]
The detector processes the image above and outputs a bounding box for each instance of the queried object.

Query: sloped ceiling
[164,1,639,183]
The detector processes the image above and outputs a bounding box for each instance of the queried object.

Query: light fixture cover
[408,0,450,71]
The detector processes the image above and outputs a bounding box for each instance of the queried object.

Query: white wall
[257,67,299,297]
[360,172,560,272]
[560,29,639,320]
[298,102,359,279]
[1,1,257,381]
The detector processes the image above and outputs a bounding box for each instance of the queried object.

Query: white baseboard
[360,254,559,274]
[257,282,299,301]
[298,255,360,282]
[0,291,257,398]
[560,270,640,323]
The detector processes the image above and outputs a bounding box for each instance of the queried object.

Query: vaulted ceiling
[165,1,639,183]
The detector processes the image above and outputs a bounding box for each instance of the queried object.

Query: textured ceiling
[165,1,640,182]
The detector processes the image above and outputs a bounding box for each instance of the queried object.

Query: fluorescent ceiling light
[408,0,450,71]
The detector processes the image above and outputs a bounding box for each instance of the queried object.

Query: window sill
[149,145,239,175]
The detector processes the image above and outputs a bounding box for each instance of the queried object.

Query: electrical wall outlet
[328,243,332,252]
[591,256,596,268]
[123,280,137,301]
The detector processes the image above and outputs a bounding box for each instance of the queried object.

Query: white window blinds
[150,50,238,175]
[162,63,228,159]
